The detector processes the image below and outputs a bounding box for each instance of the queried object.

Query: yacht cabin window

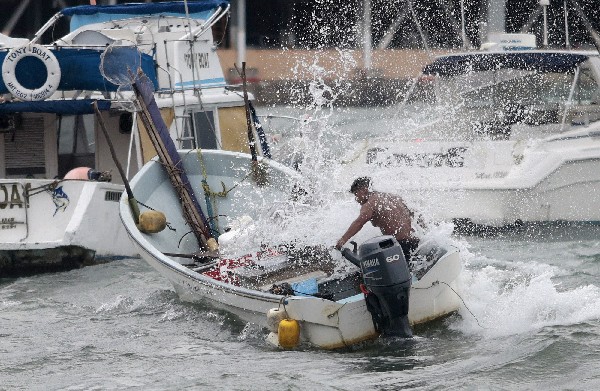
[433,61,600,140]
[185,110,216,150]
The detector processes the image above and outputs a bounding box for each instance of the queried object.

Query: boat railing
[181,3,230,41]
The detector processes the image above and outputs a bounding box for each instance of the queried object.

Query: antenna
[460,0,467,50]
[564,0,570,48]
[539,0,549,47]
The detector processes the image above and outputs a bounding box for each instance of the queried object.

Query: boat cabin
[419,50,600,141]
[0,1,267,184]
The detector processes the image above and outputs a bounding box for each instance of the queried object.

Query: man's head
[350,177,371,204]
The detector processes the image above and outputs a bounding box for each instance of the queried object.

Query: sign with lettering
[366,146,468,168]
[171,40,226,89]
[0,182,27,240]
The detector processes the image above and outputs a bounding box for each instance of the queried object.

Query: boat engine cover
[354,236,413,338]
[358,236,411,287]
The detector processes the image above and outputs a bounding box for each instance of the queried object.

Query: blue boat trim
[0,99,111,114]
[172,78,226,88]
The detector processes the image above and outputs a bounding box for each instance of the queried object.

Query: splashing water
[220,15,600,349]
[453,245,600,339]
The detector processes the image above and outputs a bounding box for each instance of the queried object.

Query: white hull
[120,150,463,349]
[128,229,462,349]
[344,131,600,226]
[1,178,136,275]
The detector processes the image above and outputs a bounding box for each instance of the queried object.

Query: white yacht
[342,33,600,231]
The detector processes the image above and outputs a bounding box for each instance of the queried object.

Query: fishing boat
[341,33,600,232]
[0,1,270,276]
[118,71,463,349]
[119,147,463,349]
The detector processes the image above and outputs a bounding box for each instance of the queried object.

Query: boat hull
[342,132,600,227]
[128,231,462,349]
[120,150,463,349]
[0,178,137,277]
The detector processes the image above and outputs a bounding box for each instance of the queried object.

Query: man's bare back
[364,192,415,241]
[336,177,422,261]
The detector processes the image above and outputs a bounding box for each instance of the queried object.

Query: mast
[486,0,506,37]
[563,0,570,48]
[363,0,372,72]
[237,0,246,66]
[540,0,549,47]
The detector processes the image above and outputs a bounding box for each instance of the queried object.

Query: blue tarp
[423,52,591,77]
[0,48,157,94]
[0,99,111,114]
[61,1,229,32]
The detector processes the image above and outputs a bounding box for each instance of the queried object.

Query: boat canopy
[0,99,111,115]
[423,52,591,77]
[61,1,229,32]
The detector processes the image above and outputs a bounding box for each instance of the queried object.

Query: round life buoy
[2,44,61,101]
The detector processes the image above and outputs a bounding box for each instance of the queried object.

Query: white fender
[2,44,61,101]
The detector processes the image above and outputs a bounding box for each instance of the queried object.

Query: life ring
[2,44,61,101]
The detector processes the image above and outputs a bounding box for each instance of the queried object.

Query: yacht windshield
[427,59,600,140]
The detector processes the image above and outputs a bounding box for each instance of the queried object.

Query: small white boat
[341,33,600,231]
[0,1,269,275]
[120,148,463,349]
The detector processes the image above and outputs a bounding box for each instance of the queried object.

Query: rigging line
[26,180,63,197]
[213,10,230,47]
[196,149,228,197]
[407,0,432,57]
[413,280,485,329]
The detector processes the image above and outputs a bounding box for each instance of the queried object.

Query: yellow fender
[278,318,300,349]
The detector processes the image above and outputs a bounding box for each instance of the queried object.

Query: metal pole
[237,0,246,67]
[487,0,506,36]
[564,0,570,48]
[363,0,372,71]
[542,0,549,47]
[460,0,467,49]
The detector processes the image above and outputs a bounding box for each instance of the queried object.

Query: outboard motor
[341,236,412,338]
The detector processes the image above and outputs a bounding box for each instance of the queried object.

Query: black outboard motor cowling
[342,236,412,338]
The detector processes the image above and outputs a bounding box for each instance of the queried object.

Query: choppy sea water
[3,102,600,389]
[2,225,599,390]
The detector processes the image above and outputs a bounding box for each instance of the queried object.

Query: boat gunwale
[120,149,316,304]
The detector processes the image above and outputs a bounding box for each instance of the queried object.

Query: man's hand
[335,239,345,250]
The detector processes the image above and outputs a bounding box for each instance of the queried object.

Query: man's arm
[335,203,374,249]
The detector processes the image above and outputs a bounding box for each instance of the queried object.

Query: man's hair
[350,177,371,193]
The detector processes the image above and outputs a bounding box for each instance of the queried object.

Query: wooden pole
[236,62,267,186]
[93,101,140,224]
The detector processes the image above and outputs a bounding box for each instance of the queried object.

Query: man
[335,177,420,262]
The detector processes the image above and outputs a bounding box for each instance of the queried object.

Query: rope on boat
[26,180,63,197]
[413,280,485,329]
[196,149,229,197]
[135,200,177,232]
[195,148,247,238]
